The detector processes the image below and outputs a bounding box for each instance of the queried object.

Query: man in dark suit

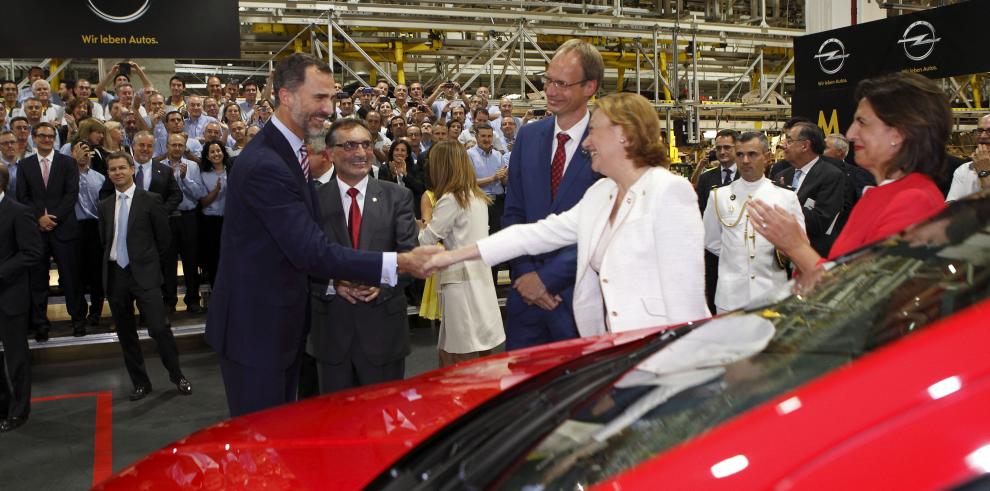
[501,39,602,350]
[0,165,43,432]
[15,122,86,341]
[823,133,876,236]
[306,119,418,393]
[205,54,440,418]
[99,152,191,401]
[694,129,739,313]
[776,122,846,257]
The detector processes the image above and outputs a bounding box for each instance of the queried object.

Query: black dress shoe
[186,304,205,314]
[175,378,192,395]
[129,386,152,401]
[0,416,28,432]
[73,322,87,337]
[34,328,49,343]
[87,313,100,326]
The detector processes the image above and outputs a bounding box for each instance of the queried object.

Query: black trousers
[28,232,84,328]
[704,250,719,314]
[163,212,200,308]
[107,264,183,389]
[487,193,506,278]
[198,214,223,287]
[317,354,404,395]
[76,219,105,317]
[0,310,31,419]
[219,353,302,418]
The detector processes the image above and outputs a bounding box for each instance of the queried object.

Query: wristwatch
[978,170,990,178]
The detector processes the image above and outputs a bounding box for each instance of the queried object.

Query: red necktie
[299,146,310,179]
[347,187,362,248]
[551,132,570,199]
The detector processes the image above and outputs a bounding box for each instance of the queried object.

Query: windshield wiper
[370,324,698,491]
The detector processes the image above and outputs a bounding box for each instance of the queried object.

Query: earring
[620,139,626,143]
[890,142,897,146]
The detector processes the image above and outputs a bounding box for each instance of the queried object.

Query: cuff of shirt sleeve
[381,252,398,286]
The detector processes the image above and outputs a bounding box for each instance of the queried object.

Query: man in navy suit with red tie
[501,39,603,349]
[206,54,440,417]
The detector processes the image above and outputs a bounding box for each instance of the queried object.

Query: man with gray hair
[823,133,850,161]
[703,131,804,313]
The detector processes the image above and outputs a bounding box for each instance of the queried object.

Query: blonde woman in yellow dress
[418,188,442,322]
[419,140,505,367]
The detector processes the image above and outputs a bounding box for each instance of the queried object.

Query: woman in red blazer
[750,71,948,273]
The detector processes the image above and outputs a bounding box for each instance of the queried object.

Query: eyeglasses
[974,128,990,135]
[783,137,807,146]
[333,140,373,151]
[34,133,56,139]
[540,76,588,90]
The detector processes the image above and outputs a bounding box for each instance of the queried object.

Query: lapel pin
[729,194,736,201]
[372,197,378,203]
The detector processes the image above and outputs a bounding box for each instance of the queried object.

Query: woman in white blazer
[427,93,710,337]
[418,140,505,367]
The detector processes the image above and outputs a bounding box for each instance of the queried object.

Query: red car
[95,195,990,490]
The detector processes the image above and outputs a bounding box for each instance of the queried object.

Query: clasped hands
[335,280,379,305]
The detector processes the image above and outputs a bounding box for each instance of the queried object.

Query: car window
[502,198,990,490]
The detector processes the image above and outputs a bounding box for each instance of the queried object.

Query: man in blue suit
[205,54,440,417]
[501,39,603,349]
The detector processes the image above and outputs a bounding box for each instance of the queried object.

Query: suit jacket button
[750,275,756,280]
[611,311,618,317]
[601,278,608,284]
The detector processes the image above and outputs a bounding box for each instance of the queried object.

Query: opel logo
[898,20,941,62]
[814,38,849,75]
[87,0,153,24]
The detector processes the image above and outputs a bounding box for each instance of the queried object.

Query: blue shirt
[154,124,203,160]
[164,158,208,211]
[467,145,505,195]
[75,168,105,220]
[199,169,227,216]
[184,115,220,140]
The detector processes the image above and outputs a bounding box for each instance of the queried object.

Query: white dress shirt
[109,184,136,263]
[792,156,820,192]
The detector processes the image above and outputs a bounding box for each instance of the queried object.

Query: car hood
[93,328,661,490]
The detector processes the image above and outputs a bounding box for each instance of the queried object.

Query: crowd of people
[0,37,980,429]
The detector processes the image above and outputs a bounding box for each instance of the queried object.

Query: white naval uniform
[703,177,805,313]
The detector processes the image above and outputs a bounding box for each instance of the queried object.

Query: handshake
[396,245,475,278]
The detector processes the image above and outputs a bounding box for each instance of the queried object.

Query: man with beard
[205,53,440,417]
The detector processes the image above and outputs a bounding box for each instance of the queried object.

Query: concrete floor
[0,324,454,491]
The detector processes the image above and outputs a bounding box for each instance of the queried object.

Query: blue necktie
[135,165,145,190]
[791,169,803,189]
[116,194,130,268]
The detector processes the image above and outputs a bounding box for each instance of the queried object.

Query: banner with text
[793,1,990,132]
[3,0,240,58]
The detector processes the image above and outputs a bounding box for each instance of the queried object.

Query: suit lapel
[127,190,141,232]
[359,179,384,250]
[263,122,314,214]
[320,179,350,246]
[531,121,554,214]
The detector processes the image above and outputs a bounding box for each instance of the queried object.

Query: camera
[379,95,389,102]
[707,149,717,161]
[532,108,547,117]
[362,87,374,94]
[117,62,131,76]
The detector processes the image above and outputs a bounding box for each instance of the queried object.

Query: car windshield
[502,196,990,490]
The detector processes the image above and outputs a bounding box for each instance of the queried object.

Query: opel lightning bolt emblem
[814,38,849,75]
[898,20,941,61]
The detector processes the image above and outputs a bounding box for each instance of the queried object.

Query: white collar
[554,110,591,142]
[794,156,820,173]
[734,176,767,191]
[35,149,54,161]
[719,163,737,175]
[0,191,4,203]
[270,114,305,157]
[116,183,136,200]
[338,174,370,198]
[314,165,335,185]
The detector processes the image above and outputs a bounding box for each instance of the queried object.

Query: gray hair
[825,134,850,158]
